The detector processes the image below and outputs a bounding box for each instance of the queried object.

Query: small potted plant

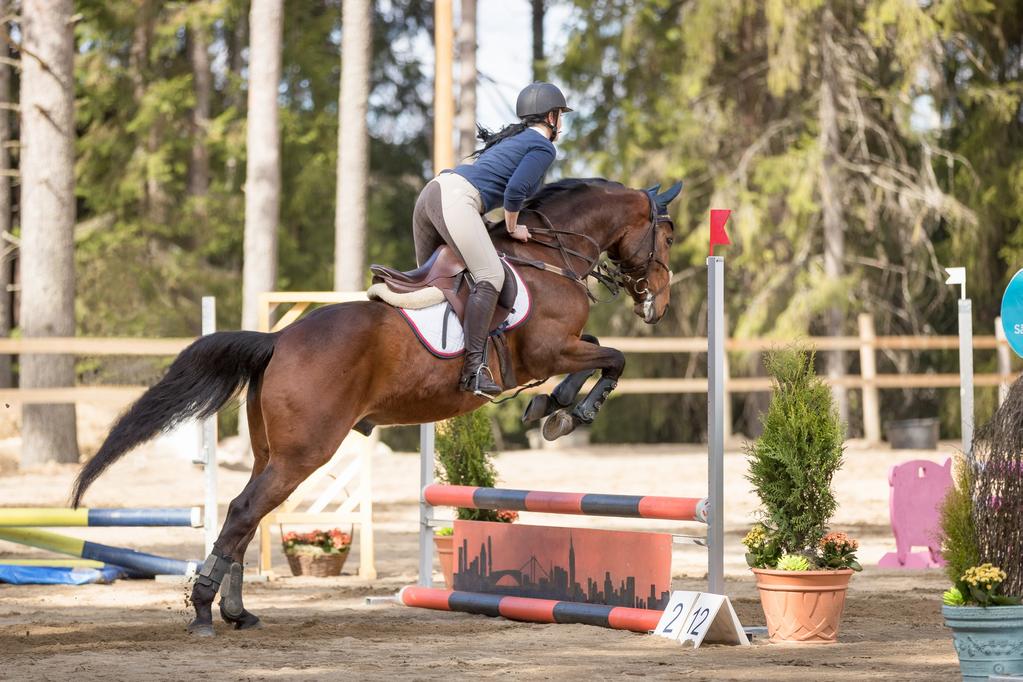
[434,410,517,587]
[282,529,352,577]
[939,380,1023,681]
[742,347,861,644]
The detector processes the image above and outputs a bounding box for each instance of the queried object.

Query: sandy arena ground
[0,431,964,681]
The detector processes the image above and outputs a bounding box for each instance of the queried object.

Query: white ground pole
[707,256,726,595]
[946,268,974,458]
[202,296,219,557]
[418,422,436,587]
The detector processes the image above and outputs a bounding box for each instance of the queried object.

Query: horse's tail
[71,331,277,507]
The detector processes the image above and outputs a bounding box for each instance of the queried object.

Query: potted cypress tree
[939,380,1023,681]
[434,410,516,587]
[741,347,861,644]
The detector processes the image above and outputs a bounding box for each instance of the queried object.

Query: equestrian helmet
[516,82,573,118]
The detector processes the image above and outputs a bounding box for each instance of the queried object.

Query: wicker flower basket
[285,548,350,577]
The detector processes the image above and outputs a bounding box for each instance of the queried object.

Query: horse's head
[609,181,682,324]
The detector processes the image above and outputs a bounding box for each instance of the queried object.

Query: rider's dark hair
[469,113,552,159]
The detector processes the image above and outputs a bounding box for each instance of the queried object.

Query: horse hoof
[221,606,263,630]
[522,394,551,423]
[187,620,215,637]
[235,616,263,631]
[542,409,577,441]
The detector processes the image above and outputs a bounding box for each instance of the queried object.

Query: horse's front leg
[539,337,625,441]
[522,334,600,423]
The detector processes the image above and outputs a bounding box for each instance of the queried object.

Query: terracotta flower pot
[752,567,854,643]
[433,534,455,587]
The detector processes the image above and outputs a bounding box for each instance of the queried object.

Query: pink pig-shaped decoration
[878,458,953,569]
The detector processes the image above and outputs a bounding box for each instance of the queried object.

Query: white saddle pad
[396,264,531,358]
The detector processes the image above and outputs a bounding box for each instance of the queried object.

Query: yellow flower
[962,563,1006,587]
[743,525,768,548]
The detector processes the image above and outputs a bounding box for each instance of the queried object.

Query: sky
[472,0,573,128]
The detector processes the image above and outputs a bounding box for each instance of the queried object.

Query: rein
[502,193,673,303]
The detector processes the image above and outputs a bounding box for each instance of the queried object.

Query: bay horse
[70,178,681,636]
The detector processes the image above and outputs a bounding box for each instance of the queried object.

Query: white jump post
[707,255,725,595]
[418,422,436,587]
[706,208,730,596]
[946,268,973,458]
[201,297,218,556]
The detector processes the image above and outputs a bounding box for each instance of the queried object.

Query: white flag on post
[945,267,966,300]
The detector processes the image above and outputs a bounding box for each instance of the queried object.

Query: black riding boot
[459,281,503,398]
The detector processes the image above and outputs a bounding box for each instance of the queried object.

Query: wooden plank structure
[256,291,377,579]
[0,311,1015,436]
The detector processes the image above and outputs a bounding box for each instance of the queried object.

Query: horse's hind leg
[189,454,337,636]
[189,386,356,636]
[217,383,270,631]
[522,335,599,423]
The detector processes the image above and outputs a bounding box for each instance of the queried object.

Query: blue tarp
[0,564,127,585]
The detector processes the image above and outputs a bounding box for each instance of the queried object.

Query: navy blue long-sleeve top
[451,128,556,213]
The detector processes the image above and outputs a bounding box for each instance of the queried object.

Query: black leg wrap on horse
[523,334,602,424]
[571,376,618,425]
[219,562,262,630]
[195,545,234,593]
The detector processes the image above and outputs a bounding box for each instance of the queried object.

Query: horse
[70,177,682,636]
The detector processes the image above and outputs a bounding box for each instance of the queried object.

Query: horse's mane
[522,178,625,212]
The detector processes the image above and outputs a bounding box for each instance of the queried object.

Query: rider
[412,82,571,398]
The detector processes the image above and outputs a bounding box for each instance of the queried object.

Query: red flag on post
[710,209,732,256]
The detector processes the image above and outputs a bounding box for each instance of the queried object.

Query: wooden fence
[0,310,1014,444]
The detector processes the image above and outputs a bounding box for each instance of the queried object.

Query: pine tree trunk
[19,0,80,466]
[130,3,166,222]
[531,0,545,81]
[334,0,371,292]
[188,11,212,200]
[0,3,13,389]
[241,0,283,330]
[456,0,477,160]
[225,8,247,192]
[818,7,849,427]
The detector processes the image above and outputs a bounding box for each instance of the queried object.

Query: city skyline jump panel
[452,520,672,610]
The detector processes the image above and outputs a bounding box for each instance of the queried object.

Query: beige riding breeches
[412,172,505,291]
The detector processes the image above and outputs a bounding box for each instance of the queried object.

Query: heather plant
[969,377,1023,597]
[745,347,846,566]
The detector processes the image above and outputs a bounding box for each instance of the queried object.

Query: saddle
[368,246,518,331]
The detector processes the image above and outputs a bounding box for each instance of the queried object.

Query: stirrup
[466,364,500,399]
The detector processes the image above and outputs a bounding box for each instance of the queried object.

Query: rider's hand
[508,225,531,242]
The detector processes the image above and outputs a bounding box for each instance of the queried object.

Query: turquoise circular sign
[1001,268,1023,358]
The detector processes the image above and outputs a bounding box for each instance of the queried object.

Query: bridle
[609,192,674,301]
[502,190,673,304]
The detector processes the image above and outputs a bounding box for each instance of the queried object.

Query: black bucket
[885,417,940,450]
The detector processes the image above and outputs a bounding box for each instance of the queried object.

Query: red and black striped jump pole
[422,484,708,523]
[399,586,663,633]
